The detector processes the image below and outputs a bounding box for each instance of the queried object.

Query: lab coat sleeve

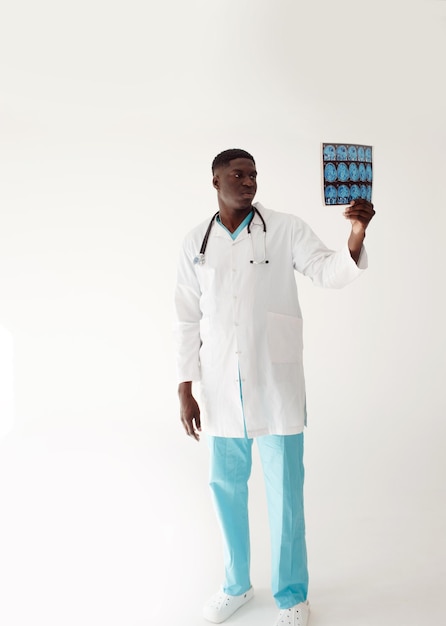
[291,217,368,288]
[174,239,202,383]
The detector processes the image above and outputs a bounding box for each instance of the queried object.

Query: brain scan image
[366,185,372,201]
[358,163,366,182]
[350,184,360,199]
[347,145,357,161]
[324,163,337,183]
[337,185,350,203]
[325,185,337,204]
[360,184,367,199]
[357,146,365,161]
[337,162,349,182]
[366,164,373,182]
[336,145,348,161]
[349,162,359,181]
[365,147,372,162]
[323,145,336,161]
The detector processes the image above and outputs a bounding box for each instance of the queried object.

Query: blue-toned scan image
[322,143,373,205]
[347,145,357,161]
[349,162,359,181]
[324,162,337,182]
[325,185,337,204]
[337,185,350,204]
[336,145,348,161]
[337,162,349,182]
[323,144,336,161]
[358,162,366,182]
[350,184,360,199]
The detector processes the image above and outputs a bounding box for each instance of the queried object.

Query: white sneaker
[203,587,254,623]
[274,601,310,626]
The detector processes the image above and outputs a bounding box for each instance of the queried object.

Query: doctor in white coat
[175,149,375,626]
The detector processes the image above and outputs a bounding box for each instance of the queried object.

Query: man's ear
[212,175,219,190]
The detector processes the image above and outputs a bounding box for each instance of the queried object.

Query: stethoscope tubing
[194,207,267,265]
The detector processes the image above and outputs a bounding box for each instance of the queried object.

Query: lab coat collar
[211,203,266,240]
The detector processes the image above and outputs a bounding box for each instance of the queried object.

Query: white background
[0,1,445,625]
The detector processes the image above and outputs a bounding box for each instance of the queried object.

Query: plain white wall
[0,1,445,624]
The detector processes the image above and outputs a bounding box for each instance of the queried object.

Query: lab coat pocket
[266,312,303,363]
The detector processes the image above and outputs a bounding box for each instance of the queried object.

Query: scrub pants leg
[257,433,308,609]
[208,436,253,596]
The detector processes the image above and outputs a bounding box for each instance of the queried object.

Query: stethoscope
[193,207,269,266]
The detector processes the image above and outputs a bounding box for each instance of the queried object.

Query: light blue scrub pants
[208,433,308,609]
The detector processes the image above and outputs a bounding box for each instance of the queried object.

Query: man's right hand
[178,382,201,441]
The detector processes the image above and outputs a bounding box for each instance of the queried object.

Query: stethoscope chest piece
[193,253,206,266]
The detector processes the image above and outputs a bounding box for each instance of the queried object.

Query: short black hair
[212,148,255,174]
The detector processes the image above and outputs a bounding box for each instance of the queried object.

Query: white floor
[0,423,444,626]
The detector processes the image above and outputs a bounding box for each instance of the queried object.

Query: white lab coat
[175,203,367,438]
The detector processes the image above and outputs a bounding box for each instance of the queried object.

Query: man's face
[213,158,257,211]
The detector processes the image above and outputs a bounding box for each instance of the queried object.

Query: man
[174,148,375,626]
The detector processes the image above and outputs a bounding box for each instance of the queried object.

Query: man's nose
[243,176,255,186]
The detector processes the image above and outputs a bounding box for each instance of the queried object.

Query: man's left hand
[343,199,375,235]
[344,199,375,264]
